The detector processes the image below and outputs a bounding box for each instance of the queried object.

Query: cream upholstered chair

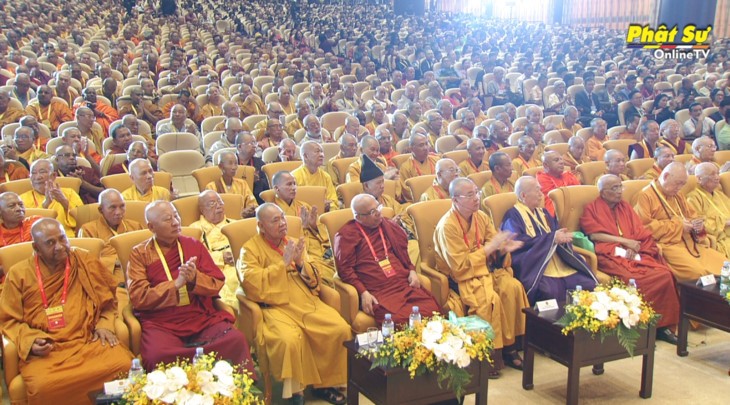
[720,172,730,196]
[320,111,349,134]
[100,172,173,193]
[442,150,469,165]
[621,179,651,206]
[260,161,302,186]
[405,174,436,202]
[0,177,82,194]
[70,201,149,232]
[191,165,256,193]
[468,170,492,190]
[626,158,654,179]
[171,193,245,226]
[329,156,358,185]
[259,186,326,215]
[576,161,607,185]
[155,132,202,155]
[499,146,519,159]
[157,150,206,197]
[482,192,518,231]
[545,143,569,155]
[16,208,57,219]
[602,139,636,157]
[336,180,397,208]
[434,136,465,154]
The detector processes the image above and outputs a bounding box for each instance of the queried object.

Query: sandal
[503,350,523,371]
[313,387,346,405]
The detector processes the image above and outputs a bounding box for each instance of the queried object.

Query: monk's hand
[556,228,573,244]
[293,237,306,267]
[361,291,379,315]
[408,270,420,288]
[622,239,641,252]
[692,218,704,232]
[299,206,310,229]
[182,257,198,282]
[223,251,235,266]
[241,205,256,218]
[307,206,318,230]
[501,239,524,253]
[92,328,118,347]
[282,239,297,267]
[624,248,637,260]
[31,338,54,357]
[384,168,399,180]
[324,201,332,213]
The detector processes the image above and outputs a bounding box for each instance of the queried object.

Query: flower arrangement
[724,289,730,306]
[556,278,660,356]
[122,353,261,405]
[363,315,493,398]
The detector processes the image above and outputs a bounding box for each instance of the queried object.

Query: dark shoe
[487,369,501,379]
[503,350,524,371]
[657,328,679,345]
[289,394,304,405]
[312,387,346,405]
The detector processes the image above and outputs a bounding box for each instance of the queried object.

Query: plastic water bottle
[382,313,395,339]
[573,285,582,304]
[192,347,204,365]
[408,306,421,328]
[720,262,730,293]
[128,358,144,382]
[629,278,638,291]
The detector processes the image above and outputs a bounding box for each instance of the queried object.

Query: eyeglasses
[57,153,77,158]
[204,200,224,209]
[356,204,383,217]
[608,185,624,192]
[439,167,461,175]
[456,190,482,200]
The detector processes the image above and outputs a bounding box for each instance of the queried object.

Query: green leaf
[616,324,640,357]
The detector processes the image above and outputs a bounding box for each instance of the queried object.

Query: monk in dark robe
[127,201,254,372]
[580,174,680,344]
[502,177,597,304]
[335,194,441,325]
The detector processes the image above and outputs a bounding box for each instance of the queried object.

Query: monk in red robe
[335,194,441,325]
[580,174,680,344]
[127,201,254,372]
[0,192,43,284]
[536,151,580,216]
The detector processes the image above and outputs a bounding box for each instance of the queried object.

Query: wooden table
[344,340,490,405]
[677,278,730,358]
[522,307,656,405]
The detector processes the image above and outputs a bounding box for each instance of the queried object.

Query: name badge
[178,287,191,306]
[46,305,66,329]
[535,299,559,312]
[379,258,396,278]
[698,274,717,287]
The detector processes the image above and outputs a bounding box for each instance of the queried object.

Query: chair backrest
[626,158,654,179]
[0,238,105,275]
[260,186,326,214]
[720,171,730,195]
[261,161,302,186]
[221,216,302,261]
[467,170,492,190]
[602,139,636,157]
[110,228,203,277]
[156,132,201,155]
[621,179,651,206]
[576,161,607,185]
[172,193,245,226]
[483,192,518,229]
[100,172,173,192]
[681,174,697,196]
[157,150,206,196]
[434,136,462,154]
[713,150,730,166]
[544,143,569,155]
[321,111,349,133]
[191,165,256,193]
[0,177,82,194]
[499,146,519,159]
[330,156,359,185]
[405,174,437,202]
[406,200,453,267]
[23,208,58,219]
[548,185,600,231]
[70,201,149,231]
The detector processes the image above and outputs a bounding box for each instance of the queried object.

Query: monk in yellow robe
[399,133,440,202]
[0,218,133,405]
[121,158,171,203]
[635,162,726,281]
[0,91,24,129]
[687,162,730,257]
[420,158,458,201]
[13,126,49,165]
[434,178,529,376]
[20,159,83,237]
[345,136,393,184]
[459,139,490,177]
[481,152,517,200]
[327,133,358,186]
[562,136,589,176]
[641,145,675,180]
[205,150,257,218]
[238,203,350,403]
[292,141,339,211]
[585,118,608,161]
[189,190,239,309]
[24,85,73,135]
[512,136,541,175]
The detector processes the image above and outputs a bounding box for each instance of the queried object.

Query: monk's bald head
[696,162,720,192]
[31,218,70,266]
[256,202,288,240]
[0,192,24,227]
[198,190,225,224]
[351,193,382,228]
[255,202,281,221]
[597,174,621,192]
[659,162,688,196]
[98,189,126,227]
[145,201,181,242]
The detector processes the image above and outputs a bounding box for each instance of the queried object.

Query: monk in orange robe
[0,150,29,183]
[536,151,580,216]
[73,88,119,137]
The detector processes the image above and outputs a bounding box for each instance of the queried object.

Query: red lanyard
[34,254,71,308]
[491,177,503,193]
[355,223,388,261]
[434,185,447,199]
[412,157,434,176]
[455,212,481,250]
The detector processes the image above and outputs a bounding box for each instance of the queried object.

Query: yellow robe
[121,185,171,203]
[687,187,730,258]
[399,155,440,202]
[635,182,726,281]
[19,188,82,237]
[433,208,529,349]
[78,217,144,283]
[205,178,258,209]
[345,156,388,183]
[512,155,541,175]
[642,165,662,180]
[326,152,348,186]
[585,136,607,161]
[420,181,450,201]
[291,165,339,207]
[458,158,489,177]
[481,176,516,199]
[238,234,350,389]
[17,146,50,165]
[189,216,239,309]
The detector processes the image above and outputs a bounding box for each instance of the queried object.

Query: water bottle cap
[132,358,140,366]
[412,306,419,311]
[575,285,582,291]
[385,313,392,319]
[196,347,204,355]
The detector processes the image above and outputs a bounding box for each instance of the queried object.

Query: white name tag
[535,299,559,312]
[104,379,130,395]
[615,246,641,261]
[698,274,717,286]
[356,331,383,346]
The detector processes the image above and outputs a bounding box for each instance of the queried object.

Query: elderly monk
[459,138,490,176]
[327,133,358,186]
[20,159,83,237]
[0,91,24,129]
[399,133,440,201]
[513,136,541,175]
[205,150,257,218]
[335,194,440,325]
[292,141,338,211]
[346,136,395,183]
[189,191,239,309]
[61,126,103,165]
[122,158,171,202]
[502,177,597,304]
[54,144,103,204]
[0,147,29,183]
[563,136,589,176]
[686,136,730,174]
[585,118,608,161]
[235,132,269,203]
[434,178,529,375]
[421,158,460,201]
[24,85,73,135]
[108,141,151,176]
[658,119,688,155]
[78,189,144,283]
[238,203,350,404]
[13,125,49,166]
[581,174,680,344]
[481,152,517,199]
[641,145,675,180]
[536,151,580,215]
[271,171,336,284]
[629,120,661,160]
[687,162,730,257]
[0,218,133,404]
[0,192,43,284]
[602,149,630,182]
[635,162,726,281]
[127,201,254,372]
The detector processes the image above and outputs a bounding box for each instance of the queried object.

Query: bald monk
[335,194,440,325]
[635,162,726,281]
[13,125,49,166]
[271,171,336,284]
[238,203,350,404]
[20,159,83,237]
[536,151,580,216]
[399,133,440,202]
[600,149,630,182]
[581,175,680,344]
[0,147,29,183]
[513,136,541,175]
[687,162,730,257]
[0,218,133,404]
[205,150,257,218]
[459,138,490,177]
[686,136,730,175]
[345,136,396,184]
[641,145,675,180]
[421,158,459,201]
[0,192,43,285]
[562,136,589,176]
[292,141,338,211]
[127,201,253,372]
[481,152,517,199]
[189,190,239,309]
[121,158,172,202]
[434,178,529,376]
[25,85,73,135]
[585,118,608,161]
[78,189,144,284]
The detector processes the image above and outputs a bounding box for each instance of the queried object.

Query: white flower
[160,389,179,404]
[175,388,193,404]
[455,349,471,368]
[184,393,214,405]
[590,301,609,321]
[443,335,464,352]
[217,374,235,390]
[211,360,234,378]
[623,312,640,328]
[165,366,189,389]
[143,383,166,400]
[146,370,168,386]
[421,320,444,345]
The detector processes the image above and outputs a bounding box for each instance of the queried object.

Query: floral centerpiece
[364,315,493,398]
[556,278,660,356]
[724,289,730,306]
[122,353,261,404]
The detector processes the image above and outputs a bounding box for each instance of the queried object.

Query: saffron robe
[291,165,339,207]
[17,146,50,166]
[659,138,688,155]
[580,198,679,328]
[79,217,144,283]
[420,180,450,201]
[189,216,239,309]
[19,188,82,237]
[536,170,580,216]
[72,102,119,137]
[0,163,30,183]
[642,164,662,180]
[628,140,657,160]
[25,100,73,133]
[121,185,171,203]
[335,218,440,325]
[399,155,440,202]
[687,187,730,258]
[585,136,607,161]
[635,181,726,281]
[127,236,253,372]
[562,152,588,176]
[458,158,490,177]
[205,177,258,210]
[433,208,529,349]
[0,216,41,248]
[481,175,516,199]
[511,155,541,176]
[239,234,350,388]
[0,249,133,405]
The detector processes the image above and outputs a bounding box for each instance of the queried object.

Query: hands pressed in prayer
[360,291,379,315]
[486,230,523,255]
[682,220,694,234]
[91,328,118,347]
[555,228,574,244]
[691,218,704,233]
[300,206,318,230]
[31,338,54,356]
[175,257,198,288]
[408,270,420,288]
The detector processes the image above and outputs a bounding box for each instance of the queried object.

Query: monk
[0,147,29,183]
[0,192,43,285]
[345,136,395,184]
[580,174,680,344]
[127,201,254,372]
[629,120,661,160]
[562,136,588,176]
[502,177,597,304]
[292,141,338,211]
[54,144,103,204]
[459,138,490,176]
[641,145,675,180]
[421,158,459,201]
[687,162,730,257]
[205,150,257,218]
[335,194,440,325]
[658,119,688,155]
[481,152,516,199]
[686,136,730,175]
[585,118,608,161]
[12,125,49,166]
[536,151,580,216]
[20,159,83,237]
[327,133,357,186]
[601,149,630,182]
[121,158,171,202]
[634,162,726,281]
[0,218,133,404]
[24,85,73,136]
[0,91,24,129]
[399,133,440,201]
[238,203,350,404]
[512,136,541,175]
[189,190,239,309]
[434,178,529,376]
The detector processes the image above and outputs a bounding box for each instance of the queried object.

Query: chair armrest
[420,264,449,309]
[114,317,130,350]
[417,274,432,293]
[573,246,611,284]
[3,335,19,387]
[333,277,358,325]
[236,292,264,348]
[319,283,341,314]
[122,304,142,356]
